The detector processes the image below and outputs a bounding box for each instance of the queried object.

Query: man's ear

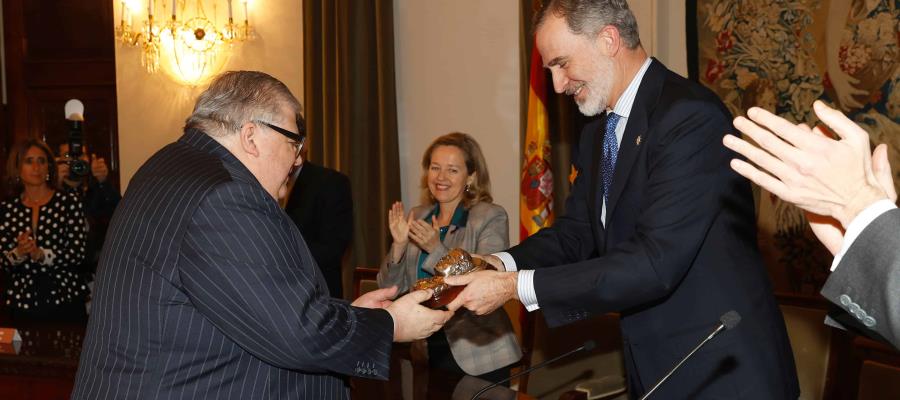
[239,122,262,158]
[595,25,620,57]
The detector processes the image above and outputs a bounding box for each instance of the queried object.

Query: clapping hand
[724,101,897,255]
[15,231,43,262]
[388,202,414,262]
[409,215,440,253]
[724,101,890,228]
[806,144,896,255]
[388,202,412,245]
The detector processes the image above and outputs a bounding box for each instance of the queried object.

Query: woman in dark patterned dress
[1,139,88,322]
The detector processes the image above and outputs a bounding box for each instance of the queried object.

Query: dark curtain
[303,0,400,279]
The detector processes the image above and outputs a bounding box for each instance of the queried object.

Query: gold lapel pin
[636,135,642,146]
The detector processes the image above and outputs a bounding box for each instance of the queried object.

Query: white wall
[393,0,522,243]
[632,0,688,76]
[114,0,303,190]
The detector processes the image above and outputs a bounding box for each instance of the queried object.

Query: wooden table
[0,321,85,400]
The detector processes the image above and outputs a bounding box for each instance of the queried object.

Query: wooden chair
[514,307,537,392]
[856,359,900,399]
[352,267,380,298]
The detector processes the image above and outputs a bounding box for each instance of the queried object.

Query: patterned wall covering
[692,0,899,295]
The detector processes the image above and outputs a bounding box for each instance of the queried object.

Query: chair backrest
[857,360,900,399]
[779,304,832,399]
[352,267,380,298]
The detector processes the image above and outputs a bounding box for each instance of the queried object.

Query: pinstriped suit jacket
[72,129,393,399]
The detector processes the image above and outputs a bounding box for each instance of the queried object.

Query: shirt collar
[610,57,652,118]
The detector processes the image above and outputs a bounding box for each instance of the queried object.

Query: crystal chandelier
[115,0,255,85]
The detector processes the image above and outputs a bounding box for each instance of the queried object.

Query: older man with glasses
[72,71,452,400]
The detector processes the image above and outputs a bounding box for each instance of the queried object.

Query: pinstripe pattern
[72,130,393,399]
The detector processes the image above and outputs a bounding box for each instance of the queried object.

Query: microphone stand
[639,310,740,400]
[471,340,595,400]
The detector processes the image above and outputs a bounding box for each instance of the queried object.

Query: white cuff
[517,270,540,311]
[40,248,56,266]
[494,252,518,272]
[831,199,896,271]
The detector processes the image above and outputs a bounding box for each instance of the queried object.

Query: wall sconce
[115,0,255,85]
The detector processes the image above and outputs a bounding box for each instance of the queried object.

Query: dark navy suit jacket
[72,130,393,399]
[507,60,799,398]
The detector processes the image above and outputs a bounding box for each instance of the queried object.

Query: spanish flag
[519,39,553,241]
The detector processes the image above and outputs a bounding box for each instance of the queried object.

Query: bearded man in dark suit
[72,71,452,399]
[447,1,799,398]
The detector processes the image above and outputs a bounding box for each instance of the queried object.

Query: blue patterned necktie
[602,112,621,202]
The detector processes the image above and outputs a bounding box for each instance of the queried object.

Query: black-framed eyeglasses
[255,120,306,159]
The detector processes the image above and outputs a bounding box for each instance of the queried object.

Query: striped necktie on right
[602,112,621,202]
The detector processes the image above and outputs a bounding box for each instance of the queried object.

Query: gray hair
[185,71,301,137]
[535,0,641,49]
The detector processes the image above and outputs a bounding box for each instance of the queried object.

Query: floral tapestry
[691,0,899,296]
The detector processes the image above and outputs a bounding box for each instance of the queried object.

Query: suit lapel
[589,114,607,238]
[605,60,664,219]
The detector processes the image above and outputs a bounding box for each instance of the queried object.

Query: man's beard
[575,57,615,117]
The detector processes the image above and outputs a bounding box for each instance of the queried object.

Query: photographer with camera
[56,100,121,277]
[1,139,89,322]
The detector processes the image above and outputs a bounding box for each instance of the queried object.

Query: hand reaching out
[352,286,398,309]
[386,289,453,342]
[445,270,518,315]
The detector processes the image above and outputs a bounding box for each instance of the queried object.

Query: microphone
[470,340,596,400]
[639,311,741,400]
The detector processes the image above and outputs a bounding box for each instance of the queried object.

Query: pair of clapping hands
[387,202,442,254]
[13,230,45,262]
[723,100,896,255]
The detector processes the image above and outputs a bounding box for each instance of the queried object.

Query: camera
[63,99,90,180]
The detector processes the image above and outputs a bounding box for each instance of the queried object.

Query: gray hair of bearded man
[534,0,642,49]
